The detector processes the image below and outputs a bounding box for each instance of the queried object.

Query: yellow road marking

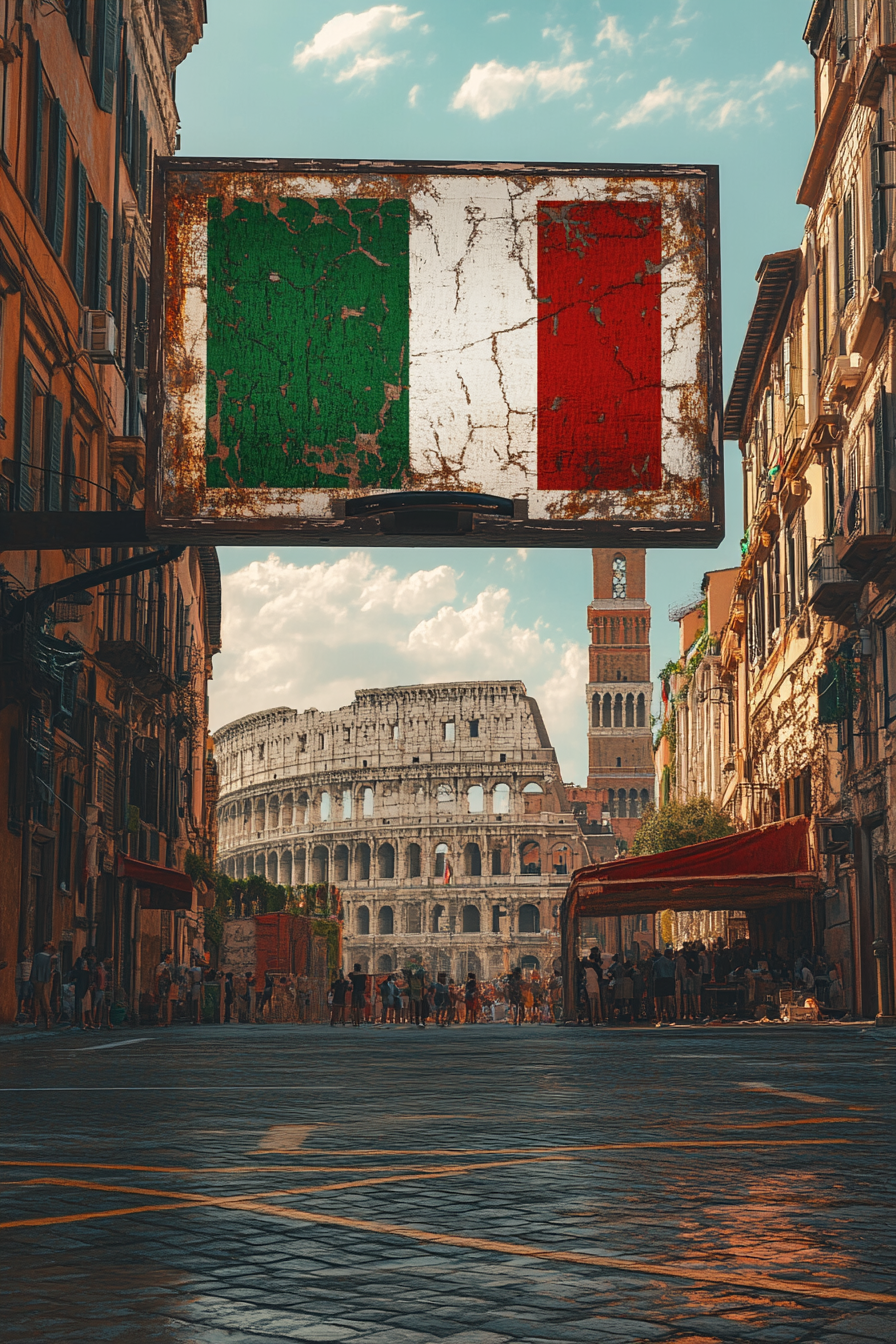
[0,1203,199,1230]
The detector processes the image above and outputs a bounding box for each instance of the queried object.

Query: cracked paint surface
[158,165,717,532]
[205,196,409,490]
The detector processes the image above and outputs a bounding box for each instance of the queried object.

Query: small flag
[443,860,452,886]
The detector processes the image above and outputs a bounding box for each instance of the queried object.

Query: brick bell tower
[586,549,655,851]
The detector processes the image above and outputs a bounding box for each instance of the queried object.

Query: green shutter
[16,360,36,512]
[134,271,148,371]
[875,391,893,525]
[30,43,44,212]
[72,160,88,297]
[138,110,148,214]
[45,396,63,511]
[68,0,88,53]
[63,422,77,512]
[92,0,117,113]
[48,100,68,254]
[120,54,132,169]
[88,201,109,308]
[872,109,887,254]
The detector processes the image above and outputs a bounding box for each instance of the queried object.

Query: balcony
[834,486,896,581]
[807,541,862,617]
[97,639,174,698]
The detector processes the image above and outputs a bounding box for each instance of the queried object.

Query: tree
[630,796,734,857]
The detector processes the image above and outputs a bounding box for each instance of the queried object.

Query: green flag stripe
[205,196,410,490]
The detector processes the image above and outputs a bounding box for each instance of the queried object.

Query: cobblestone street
[0,1024,893,1344]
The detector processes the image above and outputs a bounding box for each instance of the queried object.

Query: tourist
[407,964,427,1028]
[548,966,564,1023]
[259,971,275,1018]
[348,963,367,1027]
[433,973,450,1026]
[16,948,33,1023]
[155,951,174,1028]
[245,970,257,1023]
[72,947,93,1031]
[653,947,676,1023]
[93,956,108,1029]
[189,956,204,1024]
[506,967,523,1026]
[447,978,461,1025]
[223,971,235,1024]
[584,958,602,1026]
[330,970,348,1026]
[464,971,481,1023]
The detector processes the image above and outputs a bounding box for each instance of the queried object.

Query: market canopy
[563,817,815,924]
[117,854,195,911]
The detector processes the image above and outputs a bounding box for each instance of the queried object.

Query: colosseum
[214,681,601,981]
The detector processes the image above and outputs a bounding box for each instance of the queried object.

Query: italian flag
[200,175,699,504]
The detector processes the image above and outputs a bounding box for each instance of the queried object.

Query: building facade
[0,2,217,1021]
[214,682,597,982]
[662,0,896,1018]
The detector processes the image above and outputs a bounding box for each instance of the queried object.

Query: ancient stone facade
[214,682,596,981]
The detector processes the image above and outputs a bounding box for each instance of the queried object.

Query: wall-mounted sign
[148,159,722,547]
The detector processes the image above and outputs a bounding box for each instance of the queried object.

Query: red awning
[116,854,194,910]
[566,817,815,917]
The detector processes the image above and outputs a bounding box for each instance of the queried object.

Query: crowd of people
[573,938,846,1024]
[15,943,116,1030]
[328,962,566,1027]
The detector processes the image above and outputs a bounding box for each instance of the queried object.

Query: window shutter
[44,396,63,511]
[875,391,893,525]
[48,100,68,254]
[872,109,887,254]
[30,43,44,212]
[844,192,855,304]
[120,54,132,168]
[88,201,109,309]
[134,271,148,371]
[72,159,88,297]
[138,110,148,213]
[92,0,117,113]
[16,359,36,512]
[63,422,77,512]
[68,0,87,53]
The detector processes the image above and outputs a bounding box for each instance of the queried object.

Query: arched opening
[311,845,329,883]
[267,853,278,883]
[636,693,646,727]
[319,791,331,822]
[334,844,349,882]
[362,786,374,818]
[523,781,543,814]
[378,843,395,879]
[464,842,481,876]
[434,843,448,878]
[625,693,634,727]
[431,903,445,933]
[268,796,280,828]
[492,783,510,814]
[437,784,453,807]
[377,953,393,972]
[608,788,615,818]
[520,841,541,875]
[279,852,292,885]
[520,955,540,970]
[356,905,370,935]
[491,845,509,875]
[467,784,484,813]
[602,692,612,727]
[612,554,627,599]
[297,792,309,824]
[356,842,371,880]
[281,793,293,827]
[640,788,650,812]
[617,791,627,819]
[629,788,640,817]
[254,799,265,831]
[377,905,394,934]
[461,904,481,933]
[406,842,421,878]
[294,848,306,883]
[550,843,571,875]
[613,694,623,727]
[591,694,601,727]
[518,903,540,933]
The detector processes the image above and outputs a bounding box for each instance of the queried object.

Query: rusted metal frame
[146,158,724,549]
[1,543,184,628]
[0,511,149,549]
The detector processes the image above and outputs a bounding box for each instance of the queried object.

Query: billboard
[148,159,722,547]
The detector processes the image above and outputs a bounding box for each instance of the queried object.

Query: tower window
[616,757,622,768]
[612,555,627,599]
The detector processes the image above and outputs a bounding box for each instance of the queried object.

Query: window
[437,784,453,806]
[342,788,352,819]
[491,847,508,875]
[636,693,646,727]
[872,107,888,254]
[874,392,893,527]
[613,694,623,727]
[356,905,370,935]
[469,719,479,737]
[550,844,570,875]
[377,843,395,879]
[443,720,455,742]
[518,903,540,933]
[377,905,394,934]
[319,791,330,821]
[461,904,480,933]
[434,843,448,878]
[318,733,325,750]
[612,555,627,599]
[616,757,621,768]
[464,842,481,876]
[523,781,543,814]
[362,786,374,817]
[467,784,484,813]
[882,624,896,725]
[91,0,118,112]
[297,734,307,752]
[334,844,349,881]
[356,842,371,880]
[493,782,510,814]
[406,842,421,878]
[625,693,634,727]
[520,842,541,875]
[392,723,399,739]
[343,726,351,743]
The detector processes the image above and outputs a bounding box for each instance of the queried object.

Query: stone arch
[467,784,484,813]
[361,786,374,818]
[434,843,448,878]
[281,793,294,826]
[377,905,394,935]
[520,841,541,875]
[625,693,635,727]
[550,843,571,875]
[636,693,646,727]
[254,797,265,830]
[378,843,395,879]
[296,791,309,824]
[279,851,292,886]
[591,694,601,727]
[319,790,331,822]
[629,788,640,817]
[294,848,306,883]
[377,953,393,972]
[640,788,650,813]
[406,842,421,877]
[492,783,510,814]
[613,694,623,727]
[334,844,349,882]
[602,692,612,727]
[431,902,445,933]
[461,904,481,933]
[464,842,481,877]
[311,845,329,883]
[268,795,280,828]
[356,905,370,935]
[356,842,371,880]
[518,903,540,933]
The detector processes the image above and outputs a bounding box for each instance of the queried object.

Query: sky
[176,0,815,784]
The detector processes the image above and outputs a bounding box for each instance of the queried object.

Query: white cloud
[293,5,423,82]
[451,58,591,119]
[543,25,575,59]
[616,60,807,129]
[487,11,510,21]
[533,643,589,779]
[595,16,632,53]
[408,82,421,105]
[671,0,696,25]
[210,552,588,780]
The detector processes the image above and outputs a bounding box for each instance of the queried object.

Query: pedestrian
[584,958,602,1026]
[29,943,56,1030]
[156,950,174,1028]
[464,971,481,1024]
[506,967,523,1025]
[259,971,274,1018]
[407,964,427,1028]
[16,948,33,1023]
[93,955,108,1029]
[72,947,93,1031]
[223,971,235,1024]
[189,957,204,1024]
[433,972,450,1026]
[548,967,564,1023]
[348,963,367,1027]
[653,947,676,1023]
[245,970,257,1023]
[330,970,349,1026]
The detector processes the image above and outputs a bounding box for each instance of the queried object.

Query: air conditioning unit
[83,309,117,362]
